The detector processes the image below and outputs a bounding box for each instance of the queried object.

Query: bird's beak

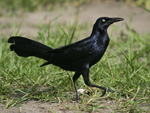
[108,18,124,24]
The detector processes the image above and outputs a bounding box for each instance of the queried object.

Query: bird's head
[95,17,124,31]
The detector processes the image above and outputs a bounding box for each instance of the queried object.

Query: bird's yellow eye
[102,19,106,22]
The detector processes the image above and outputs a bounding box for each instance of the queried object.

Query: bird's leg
[81,67,117,97]
[73,72,81,100]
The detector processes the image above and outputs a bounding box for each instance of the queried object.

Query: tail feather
[8,36,53,61]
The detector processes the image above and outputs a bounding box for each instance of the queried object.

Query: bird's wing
[48,38,95,63]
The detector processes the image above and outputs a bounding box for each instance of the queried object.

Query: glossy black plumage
[8,17,124,100]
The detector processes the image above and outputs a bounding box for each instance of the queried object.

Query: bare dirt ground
[0,1,150,113]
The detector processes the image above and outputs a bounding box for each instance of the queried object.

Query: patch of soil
[0,99,122,113]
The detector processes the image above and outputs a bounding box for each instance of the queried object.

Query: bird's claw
[100,89,106,97]
[100,88,124,97]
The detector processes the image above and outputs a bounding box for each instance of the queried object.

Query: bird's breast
[89,45,106,67]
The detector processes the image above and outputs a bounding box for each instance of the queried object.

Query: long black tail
[8,36,53,61]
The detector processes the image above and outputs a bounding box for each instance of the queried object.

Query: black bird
[8,17,124,100]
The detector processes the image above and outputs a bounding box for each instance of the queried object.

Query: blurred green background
[0,0,149,12]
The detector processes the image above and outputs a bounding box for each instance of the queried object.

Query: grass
[0,15,150,112]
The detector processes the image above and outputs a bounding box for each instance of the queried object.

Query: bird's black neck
[90,25,109,45]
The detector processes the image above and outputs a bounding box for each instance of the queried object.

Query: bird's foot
[100,89,106,97]
[76,96,80,100]
[100,88,124,97]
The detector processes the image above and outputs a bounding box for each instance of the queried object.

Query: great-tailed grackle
[8,17,124,100]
